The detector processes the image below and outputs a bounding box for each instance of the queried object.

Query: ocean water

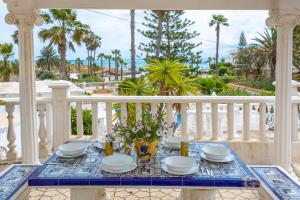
[68,58,210,70]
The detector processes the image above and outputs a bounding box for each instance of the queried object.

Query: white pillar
[49,82,71,150]
[266,13,300,170]
[4,4,43,164]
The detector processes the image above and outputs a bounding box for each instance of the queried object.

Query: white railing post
[259,103,266,140]
[227,103,234,140]
[292,103,299,141]
[37,104,48,158]
[211,103,218,140]
[106,102,112,134]
[76,102,84,138]
[166,103,173,134]
[136,103,142,122]
[49,82,71,150]
[181,103,188,136]
[151,103,157,116]
[92,102,99,139]
[196,103,203,140]
[46,104,53,152]
[243,103,250,140]
[120,103,127,124]
[5,104,17,161]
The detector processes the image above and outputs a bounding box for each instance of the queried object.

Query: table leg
[70,188,109,200]
[178,189,217,200]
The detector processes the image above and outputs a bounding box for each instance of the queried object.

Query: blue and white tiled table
[28,142,260,200]
[0,165,38,200]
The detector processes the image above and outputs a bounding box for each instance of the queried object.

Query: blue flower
[140,145,148,153]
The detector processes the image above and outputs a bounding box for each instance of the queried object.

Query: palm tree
[104,55,112,81]
[144,59,197,96]
[39,9,89,78]
[119,78,157,96]
[83,31,102,74]
[75,57,82,74]
[0,43,18,81]
[153,10,166,59]
[98,53,105,83]
[209,14,229,73]
[11,30,18,45]
[36,46,59,71]
[253,28,277,79]
[112,49,121,80]
[130,9,136,79]
[207,56,213,67]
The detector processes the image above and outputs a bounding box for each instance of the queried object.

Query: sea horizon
[68,58,210,70]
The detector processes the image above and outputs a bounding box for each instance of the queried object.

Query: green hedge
[71,107,92,135]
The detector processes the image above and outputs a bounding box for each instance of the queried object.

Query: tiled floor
[28,188,259,200]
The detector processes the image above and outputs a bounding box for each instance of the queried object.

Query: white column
[49,83,71,150]
[266,13,300,170]
[4,5,43,164]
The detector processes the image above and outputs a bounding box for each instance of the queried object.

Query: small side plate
[200,153,235,163]
[161,164,198,175]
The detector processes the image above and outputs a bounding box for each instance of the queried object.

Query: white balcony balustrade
[1,84,300,164]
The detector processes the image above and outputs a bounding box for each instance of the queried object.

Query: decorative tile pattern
[251,166,300,200]
[29,142,259,188]
[0,165,38,200]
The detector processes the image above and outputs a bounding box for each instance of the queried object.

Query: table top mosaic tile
[0,165,38,200]
[28,142,260,188]
[251,166,300,200]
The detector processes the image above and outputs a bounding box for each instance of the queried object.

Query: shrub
[37,70,57,80]
[197,77,226,95]
[220,75,237,83]
[71,107,92,135]
[218,88,252,96]
[219,66,228,76]
[75,73,101,83]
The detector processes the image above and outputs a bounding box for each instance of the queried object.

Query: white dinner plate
[200,152,235,163]
[55,150,86,158]
[161,163,198,175]
[161,141,181,150]
[100,163,137,173]
[101,154,134,170]
[164,156,196,173]
[58,143,87,156]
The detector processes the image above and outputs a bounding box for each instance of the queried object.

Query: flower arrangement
[113,112,168,158]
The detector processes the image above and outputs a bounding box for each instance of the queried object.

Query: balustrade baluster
[106,102,112,134]
[76,102,83,138]
[6,104,17,161]
[166,103,173,134]
[181,103,188,136]
[151,103,157,116]
[211,103,218,140]
[120,103,127,124]
[292,103,299,141]
[37,104,48,158]
[136,103,142,123]
[92,102,99,139]
[243,103,250,140]
[259,103,266,140]
[196,103,203,140]
[227,103,234,140]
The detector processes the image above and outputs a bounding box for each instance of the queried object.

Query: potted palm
[115,112,167,160]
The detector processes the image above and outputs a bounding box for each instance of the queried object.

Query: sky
[0,1,268,62]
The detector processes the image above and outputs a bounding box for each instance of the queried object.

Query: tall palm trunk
[108,59,111,81]
[130,9,136,79]
[121,64,123,80]
[77,60,81,74]
[101,57,104,88]
[93,50,96,75]
[215,24,220,74]
[58,43,67,79]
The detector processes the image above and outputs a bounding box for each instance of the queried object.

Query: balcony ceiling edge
[36,0,272,10]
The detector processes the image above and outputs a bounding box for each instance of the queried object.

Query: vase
[135,139,158,160]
